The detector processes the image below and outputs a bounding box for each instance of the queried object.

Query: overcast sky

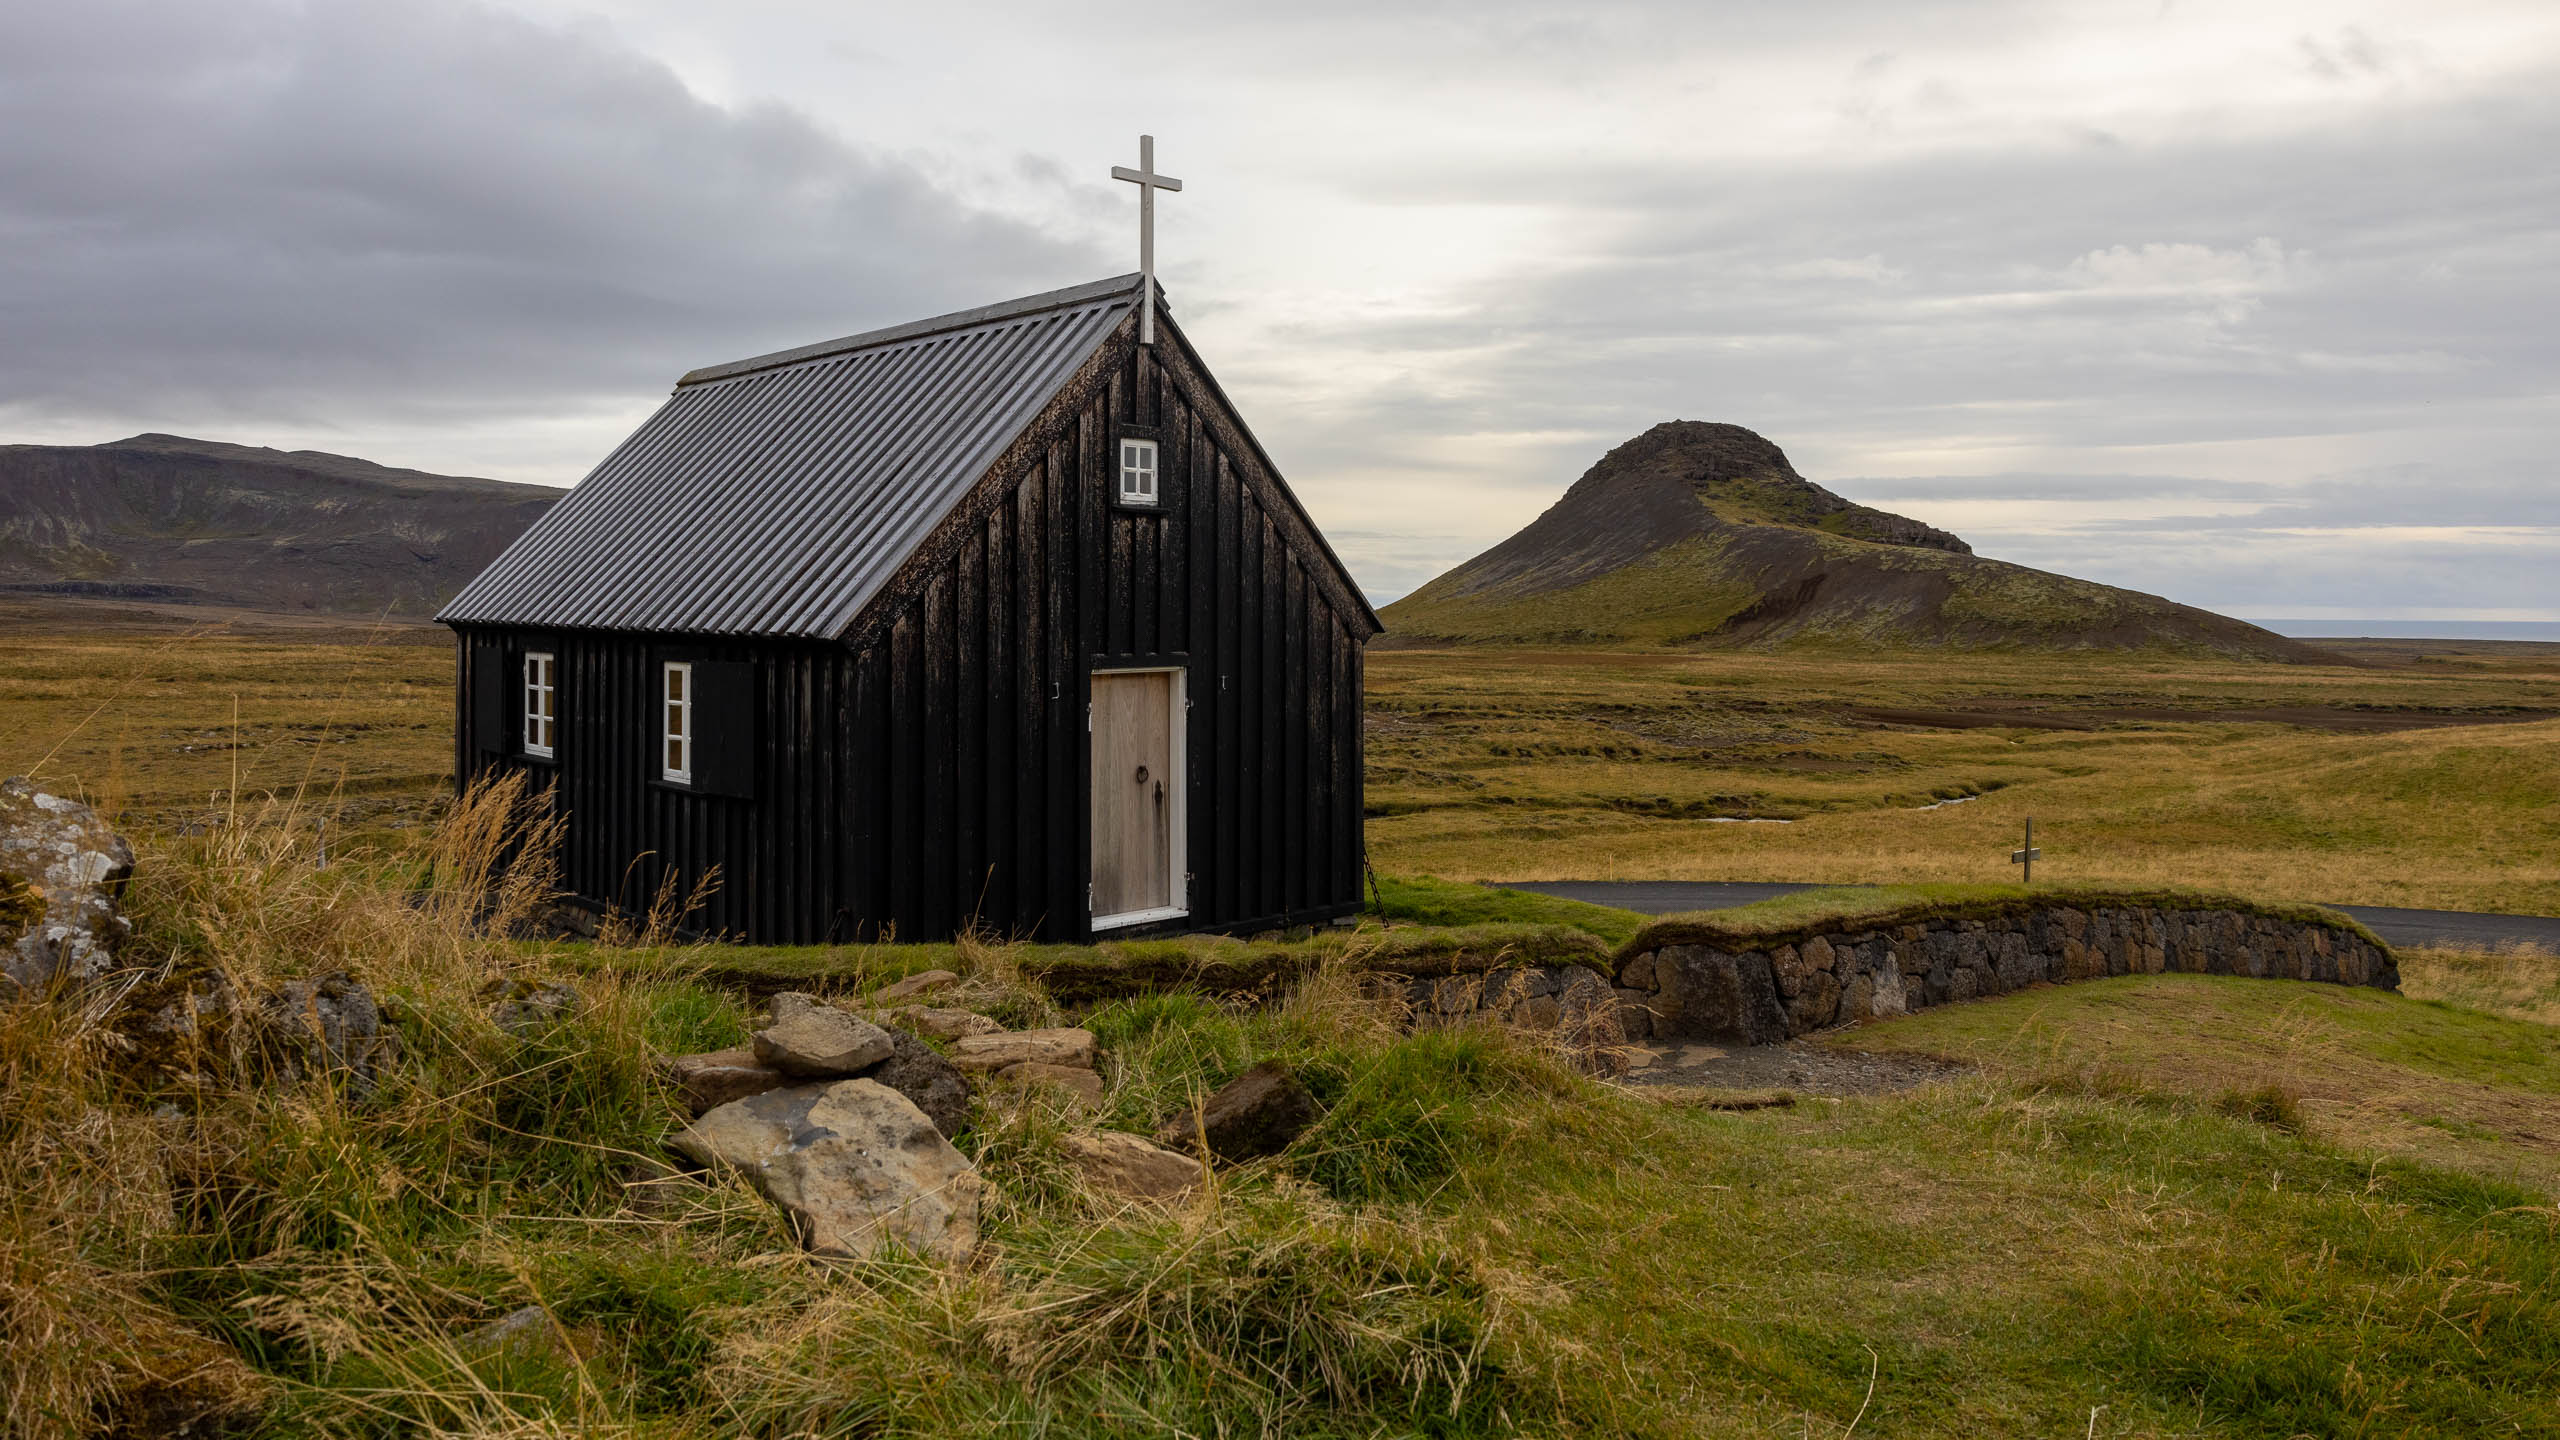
[6,1,2555,623]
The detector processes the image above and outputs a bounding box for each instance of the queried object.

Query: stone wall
[1384,903,2398,1047]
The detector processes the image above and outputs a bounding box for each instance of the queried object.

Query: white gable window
[522,652,556,757]
[1117,438,1159,506]
[662,662,693,783]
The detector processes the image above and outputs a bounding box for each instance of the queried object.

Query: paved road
[1498,880,2560,953]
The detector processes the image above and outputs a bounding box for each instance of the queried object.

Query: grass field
[10,782,2555,1438]
[0,597,452,836]
[6,597,2559,916]
[1367,645,2560,915]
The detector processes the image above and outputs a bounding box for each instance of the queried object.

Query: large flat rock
[1059,1131,1205,1202]
[669,1078,980,1262]
[665,1048,791,1116]
[753,1008,895,1076]
[951,1027,1096,1073]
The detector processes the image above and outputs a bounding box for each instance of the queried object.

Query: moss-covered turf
[546,879,2385,1009]
[543,912,1613,1003]
[1368,873,1651,946]
[1626,881,2388,953]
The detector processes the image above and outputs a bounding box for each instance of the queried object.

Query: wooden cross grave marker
[2012,816,2041,883]
[1111,134,1183,347]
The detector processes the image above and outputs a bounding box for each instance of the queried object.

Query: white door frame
[1089,665,1188,931]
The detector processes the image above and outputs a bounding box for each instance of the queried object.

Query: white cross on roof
[1111,135,1183,347]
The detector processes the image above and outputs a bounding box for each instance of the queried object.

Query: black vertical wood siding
[453,322,1370,943]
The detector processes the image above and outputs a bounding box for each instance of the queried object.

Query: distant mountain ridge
[0,434,558,616]
[1381,421,2330,661]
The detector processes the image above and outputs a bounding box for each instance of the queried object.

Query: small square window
[662,662,692,783]
[1118,438,1159,506]
[522,652,556,757]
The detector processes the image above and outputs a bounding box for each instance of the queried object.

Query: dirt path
[1620,1038,1969,1097]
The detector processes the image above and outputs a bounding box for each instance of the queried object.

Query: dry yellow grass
[0,597,452,840]
[1368,645,2560,914]
[8,597,2557,917]
[2401,943,2560,1026]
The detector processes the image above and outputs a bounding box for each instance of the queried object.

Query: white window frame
[661,661,693,784]
[1117,437,1159,507]
[522,651,556,758]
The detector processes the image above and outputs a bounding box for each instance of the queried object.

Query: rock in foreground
[1156,1060,1318,1162]
[874,968,961,1003]
[669,1079,981,1261]
[0,776,136,991]
[1060,1131,1206,1202]
[666,1048,792,1116]
[885,1004,1006,1041]
[754,1008,895,1076]
[868,1027,974,1136]
[999,1060,1104,1108]
[951,1027,1096,1073]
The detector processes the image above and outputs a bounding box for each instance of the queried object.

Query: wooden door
[1091,670,1178,924]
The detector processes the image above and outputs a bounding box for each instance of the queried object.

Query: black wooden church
[437,271,1381,942]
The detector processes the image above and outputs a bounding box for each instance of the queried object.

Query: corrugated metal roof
[437,275,1142,639]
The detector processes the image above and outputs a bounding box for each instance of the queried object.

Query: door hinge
[1085,702,1092,733]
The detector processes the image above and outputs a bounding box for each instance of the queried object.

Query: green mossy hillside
[1379,421,2319,658]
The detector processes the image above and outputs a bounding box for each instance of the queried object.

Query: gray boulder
[669,1078,981,1261]
[0,777,136,991]
[461,1306,571,1363]
[754,1008,895,1076]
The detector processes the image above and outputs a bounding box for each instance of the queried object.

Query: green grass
[1830,970,2560,1194]
[1371,873,1650,947]
[1494,1070,2560,1436]
[9,619,2560,1434]
[17,795,2560,1435]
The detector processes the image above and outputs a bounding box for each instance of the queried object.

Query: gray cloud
[1842,473,2266,503]
[1849,466,2560,527]
[0,0,1093,431]
[1,0,2552,621]
[1270,49,2559,613]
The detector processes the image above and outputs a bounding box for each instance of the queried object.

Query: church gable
[838,303,1381,657]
